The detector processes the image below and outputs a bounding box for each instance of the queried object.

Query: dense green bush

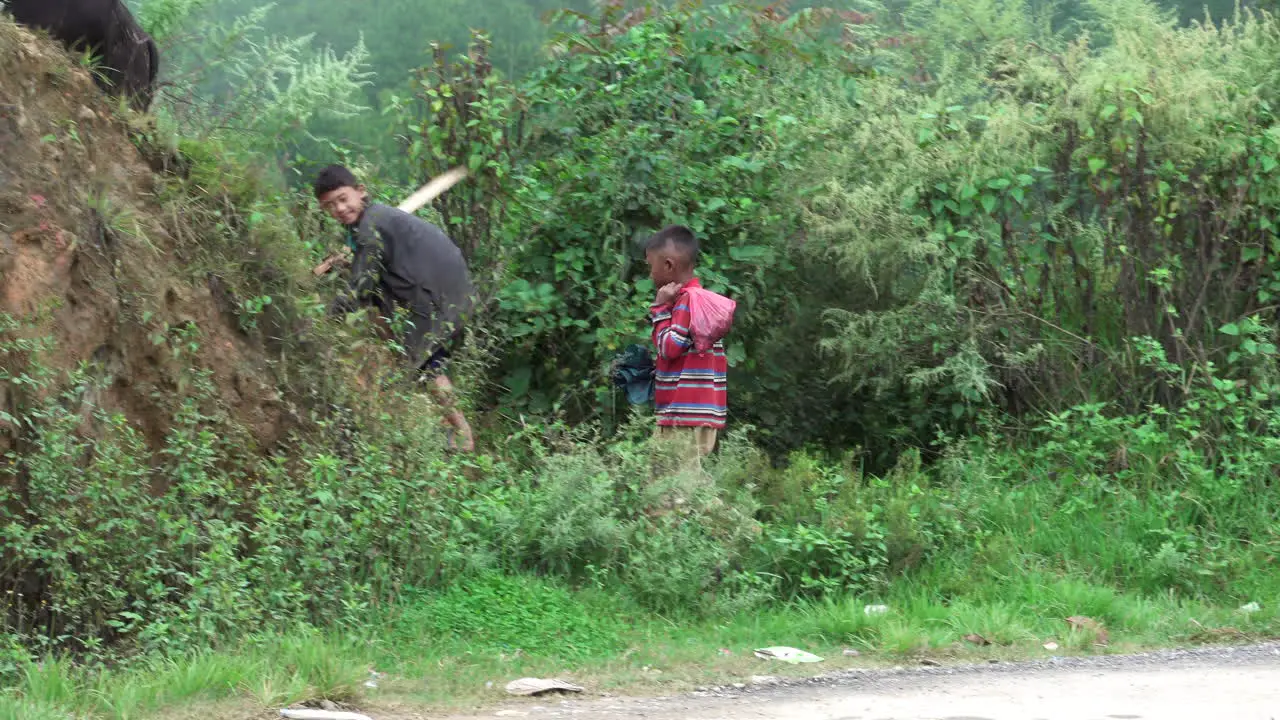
[0,315,762,656]
[802,0,1280,456]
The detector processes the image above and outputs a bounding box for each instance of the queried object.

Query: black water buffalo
[4,0,159,112]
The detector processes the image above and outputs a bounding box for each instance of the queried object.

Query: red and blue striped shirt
[650,278,728,429]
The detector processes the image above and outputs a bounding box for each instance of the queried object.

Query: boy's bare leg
[428,373,474,452]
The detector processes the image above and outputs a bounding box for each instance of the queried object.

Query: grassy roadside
[7,385,1280,720]
[3,571,1275,720]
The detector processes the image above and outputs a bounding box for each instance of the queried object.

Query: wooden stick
[397,166,469,215]
[312,167,470,276]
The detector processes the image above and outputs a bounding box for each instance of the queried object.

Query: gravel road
[450,643,1280,720]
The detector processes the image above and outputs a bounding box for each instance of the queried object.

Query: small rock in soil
[1065,615,1110,645]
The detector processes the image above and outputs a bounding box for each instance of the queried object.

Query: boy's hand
[313,247,352,276]
[654,282,682,307]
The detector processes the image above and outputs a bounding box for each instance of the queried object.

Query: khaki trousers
[655,425,719,471]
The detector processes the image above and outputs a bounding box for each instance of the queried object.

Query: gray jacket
[331,203,475,363]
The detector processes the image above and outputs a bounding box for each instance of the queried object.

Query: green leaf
[980,194,997,214]
[729,245,770,261]
[900,188,920,210]
[505,366,532,398]
[1219,322,1241,336]
[726,343,746,367]
[1100,104,1118,120]
[1088,157,1107,175]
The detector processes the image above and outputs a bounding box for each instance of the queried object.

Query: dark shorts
[417,330,463,379]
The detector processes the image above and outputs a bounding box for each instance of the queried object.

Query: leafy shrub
[756,449,963,597]
[447,416,764,613]
[932,359,1280,598]
[0,313,763,656]
[799,0,1280,460]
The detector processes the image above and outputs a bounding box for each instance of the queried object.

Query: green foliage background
[3,0,1280,696]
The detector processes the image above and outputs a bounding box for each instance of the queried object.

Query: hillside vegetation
[2,0,1280,717]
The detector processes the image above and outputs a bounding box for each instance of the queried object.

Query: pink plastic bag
[685,286,736,352]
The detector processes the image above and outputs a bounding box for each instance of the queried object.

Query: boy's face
[645,249,678,288]
[317,185,367,226]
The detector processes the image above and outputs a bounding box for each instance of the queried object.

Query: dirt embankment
[0,20,288,456]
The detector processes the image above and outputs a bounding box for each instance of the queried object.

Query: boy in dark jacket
[314,165,476,452]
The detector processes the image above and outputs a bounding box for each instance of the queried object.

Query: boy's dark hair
[645,224,699,265]
[313,164,360,198]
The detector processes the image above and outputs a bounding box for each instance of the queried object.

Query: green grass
[6,394,1280,720]
[2,571,1274,720]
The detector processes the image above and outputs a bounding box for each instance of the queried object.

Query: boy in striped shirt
[645,225,728,459]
